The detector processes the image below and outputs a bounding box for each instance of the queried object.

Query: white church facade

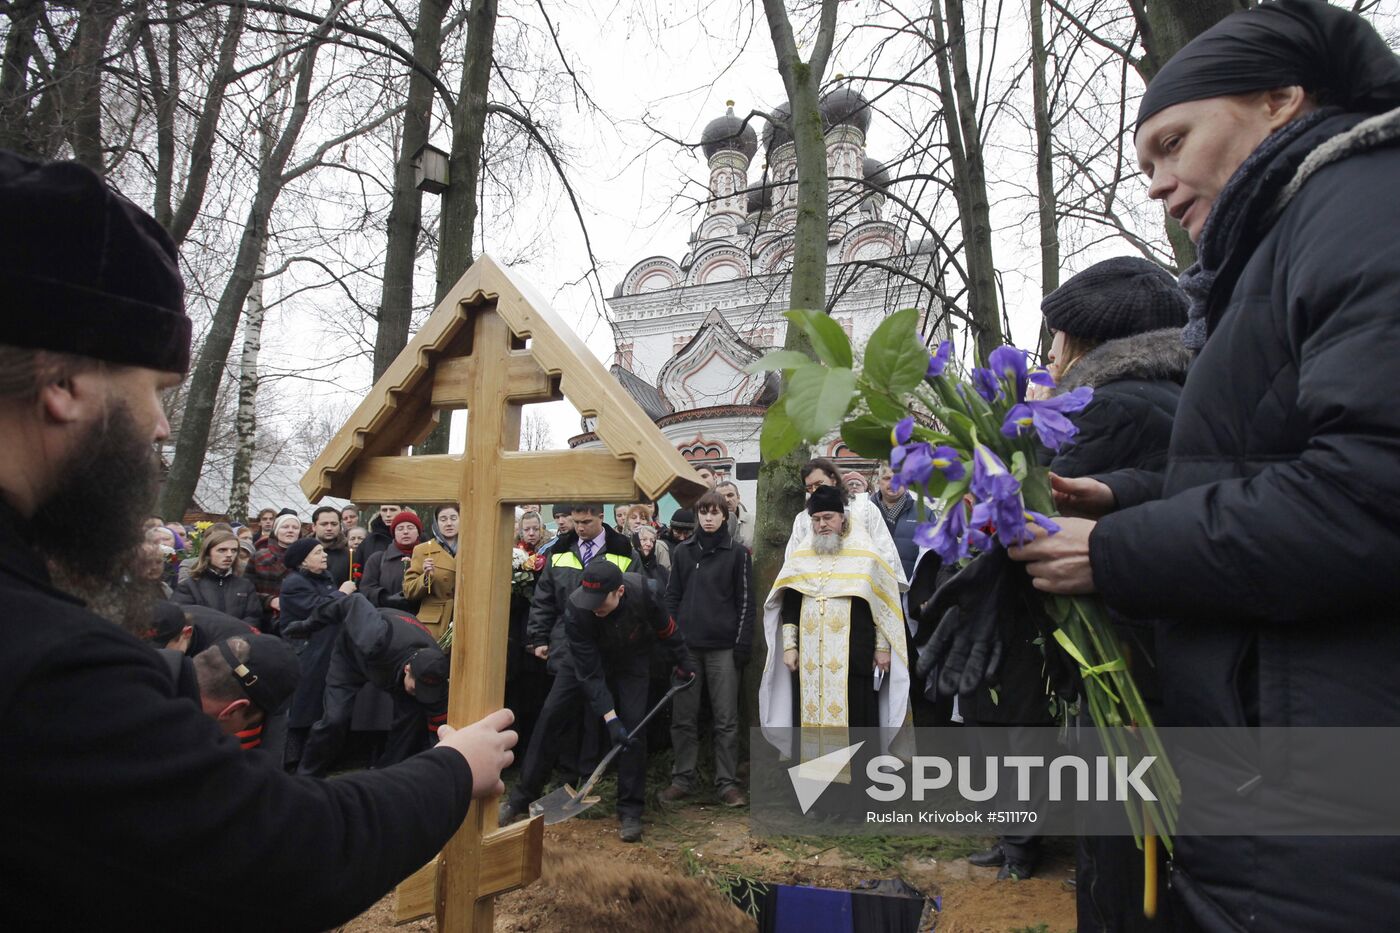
[569,89,942,515]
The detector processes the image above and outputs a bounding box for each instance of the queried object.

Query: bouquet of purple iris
[752,308,1179,848]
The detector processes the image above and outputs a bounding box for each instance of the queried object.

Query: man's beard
[812,531,843,556]
[32,404,162,635]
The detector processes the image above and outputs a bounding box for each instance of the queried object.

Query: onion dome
[863,157,892,191]
[761,101,793,153]
[820,86,872,135]
[701,102,758,160]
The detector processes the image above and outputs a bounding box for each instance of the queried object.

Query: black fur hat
[0,149,189,373]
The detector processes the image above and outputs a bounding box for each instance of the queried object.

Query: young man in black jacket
[660,491,753,807]
[502,562,695,842]
[0,149,516,931]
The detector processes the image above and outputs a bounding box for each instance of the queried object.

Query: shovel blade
[529,784,602,825]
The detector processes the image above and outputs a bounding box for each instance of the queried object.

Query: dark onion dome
[820,86,872,135]
[761,101,793,153]
[745,183,773,213]
[701,102,758,160]
[863,157,892,191]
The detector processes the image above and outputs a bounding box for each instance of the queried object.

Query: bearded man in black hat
[0,149,516,931]
[1008,2,1400,930]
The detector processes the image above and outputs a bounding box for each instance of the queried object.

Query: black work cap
[408,647,450,707]
[147,601,188,645]
[569,560,625,611]
[806,484,846,515]
[1137,0,1400,133]
[0,149,190,373]
[216,635,300,715]
[670,508,696,531]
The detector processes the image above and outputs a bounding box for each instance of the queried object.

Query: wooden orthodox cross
[301,256,705,932]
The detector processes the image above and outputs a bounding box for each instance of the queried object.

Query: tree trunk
[938,0,1003,360]
[65,0,120,172]
[373,0,450,381]
[1130,0,1248,269]
[434,0,497,303]
[228,250,268,523]
[1030,0,1058,358]
[158,30,326,518]
[0,0,42,155]
[747,0,839,721]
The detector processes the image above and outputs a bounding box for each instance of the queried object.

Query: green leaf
[744,349,813,374]
[786,365,858,440]
[785,309,853,369]
[863,387,908,423]
[941,409,979,450]
[1010,450,1029,481]
[759,395,802,461]
[840,414,894,459]
[864,308,928,397]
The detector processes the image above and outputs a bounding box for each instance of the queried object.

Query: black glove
[606,717,633,749]
[916,548,1028,700]
[674,650,698,679]
[732,648,750,670]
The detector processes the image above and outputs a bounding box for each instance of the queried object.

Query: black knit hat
[806,484,846,515]
[670,509,696,532]
[283,536,319,571]
[0,149,190,373]
[1041,257,1188,341]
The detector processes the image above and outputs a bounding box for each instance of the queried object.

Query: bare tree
[519,411,554,451]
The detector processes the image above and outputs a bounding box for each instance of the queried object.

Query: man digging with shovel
[501,561,696,842]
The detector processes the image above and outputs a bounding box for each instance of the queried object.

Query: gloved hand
[916,548,1029,700]
[732,648,749,670]
[674,651,698,679]
[606,717,633,750]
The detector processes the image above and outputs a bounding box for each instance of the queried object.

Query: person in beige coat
[404,504,459,641]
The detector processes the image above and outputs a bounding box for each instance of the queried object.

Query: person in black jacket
[1037,257,1190,930]
[289,596,450,776]
[0,148,514,931]
[310,504,351,585]
[1011,5,1400,930]
[279,534,357,771]
[360,510,422,612]
[171,528,263,629]
[660,491,753,807]
[351,502,403,574]
[502,563,695,842]
[148,600,257,655]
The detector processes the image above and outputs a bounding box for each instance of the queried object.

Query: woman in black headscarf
[1009,2,1400,931]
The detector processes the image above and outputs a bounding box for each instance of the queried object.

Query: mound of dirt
[496,850,751,932]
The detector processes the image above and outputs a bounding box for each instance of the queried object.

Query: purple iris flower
[1029,366,1056,388]
[891,415,915,447]
[1000,386,1095,451]
[927,340,953,378]
[891,441,935,491]
[972,498,1061,548]
[917,501,971,563]
[971,367,1000,402]
[969,444,1020,504]
[988,345,1031,401]
[930,446,966,482]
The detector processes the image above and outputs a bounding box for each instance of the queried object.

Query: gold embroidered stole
[797,591,855,776]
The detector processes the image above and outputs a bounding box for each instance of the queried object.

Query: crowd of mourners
[7,2,1400,931]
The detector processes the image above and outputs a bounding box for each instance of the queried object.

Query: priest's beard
[812,531,843,556]
[33,404,162,635]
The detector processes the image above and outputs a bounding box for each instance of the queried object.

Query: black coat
[1091,110,1400,932]
[664,531,753,659]
[526,526,637,673]
[0,502,472,931]
[361,548,418,612]
[280,569,346,728]
[171,570,263,630]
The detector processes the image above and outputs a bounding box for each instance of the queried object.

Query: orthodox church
[569,88,941,514]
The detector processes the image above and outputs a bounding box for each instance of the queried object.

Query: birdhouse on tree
[300,255,707,931]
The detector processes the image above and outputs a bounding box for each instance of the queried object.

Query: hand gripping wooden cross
[300,256,705,931]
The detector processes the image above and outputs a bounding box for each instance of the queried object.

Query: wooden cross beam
[300,257,706,932]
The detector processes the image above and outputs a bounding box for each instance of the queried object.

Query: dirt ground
[338,794,1076,933]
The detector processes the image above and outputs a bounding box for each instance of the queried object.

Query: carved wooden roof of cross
[301,254,707,506]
